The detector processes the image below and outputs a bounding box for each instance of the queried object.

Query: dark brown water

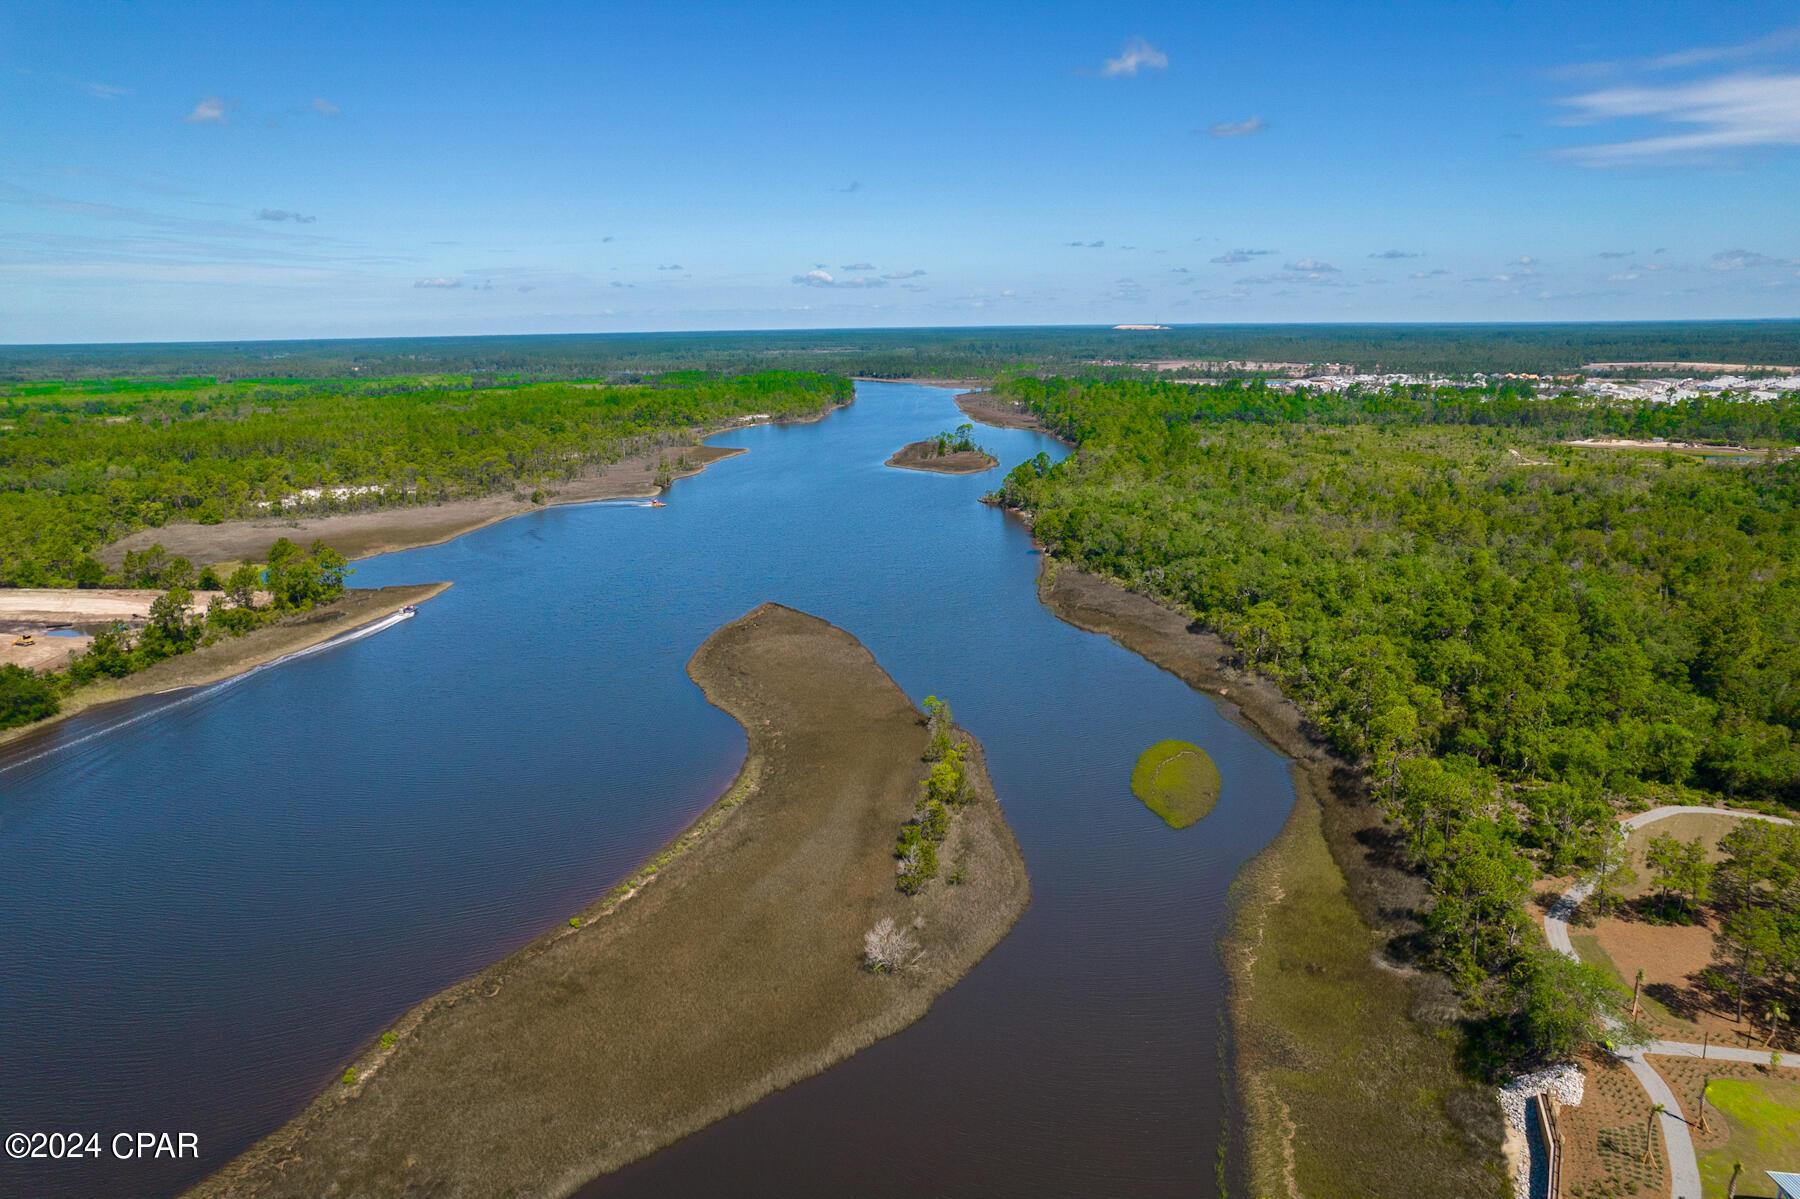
[0,383,1296,1198]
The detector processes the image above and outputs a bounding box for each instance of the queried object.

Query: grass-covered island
[183,602,1029,1199]
[1130,739,1221,828]
[885,423,998,474]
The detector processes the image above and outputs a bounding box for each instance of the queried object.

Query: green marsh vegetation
[994,374,1800,1071]
[1130,739,1221,828]
[0,370,850,587]
[893,696,973,896]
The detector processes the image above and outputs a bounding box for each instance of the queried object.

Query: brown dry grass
[884,440,999,474]
[0,584,449,750]
[182,602,1029,1199]
[1039,562,1507,1199]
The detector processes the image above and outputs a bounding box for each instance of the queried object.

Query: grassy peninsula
[184,603,1028,1199]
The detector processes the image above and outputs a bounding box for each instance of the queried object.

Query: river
[0,382,1296,1198]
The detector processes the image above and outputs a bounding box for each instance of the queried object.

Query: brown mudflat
[184,602,1028,1199]
[954,389,1047,432]
[885,440,998,474]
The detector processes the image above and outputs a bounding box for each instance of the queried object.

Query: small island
[886,423,999,474]
[183,603,1029,1199]
[1130,739,1222,828]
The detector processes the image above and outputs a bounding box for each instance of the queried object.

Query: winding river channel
[1,383,1298,1198]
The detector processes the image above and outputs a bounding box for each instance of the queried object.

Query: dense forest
[994,375,1800,1063]
[3,321,1797,382]
[0,371,849,586]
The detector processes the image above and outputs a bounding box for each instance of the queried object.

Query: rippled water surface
[0,383,1296,1198]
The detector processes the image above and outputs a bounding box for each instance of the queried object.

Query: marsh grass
[1224,786,1509,1198]
[185,603,1028,1199]
[1130,738,1221,828]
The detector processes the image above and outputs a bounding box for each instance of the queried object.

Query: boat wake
[0,608,416,778]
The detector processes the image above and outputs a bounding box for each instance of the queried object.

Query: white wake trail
[0,608,416,777]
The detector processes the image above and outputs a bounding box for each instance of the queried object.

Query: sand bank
[183,602,1028,1199]
[101,444,747,568]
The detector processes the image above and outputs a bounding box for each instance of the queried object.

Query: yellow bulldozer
[11,634,36,647]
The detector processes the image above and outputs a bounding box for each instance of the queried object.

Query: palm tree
[1727,1158,1743,1198]
[1643,1102,1665,1166]
[1632,967,1645,1022]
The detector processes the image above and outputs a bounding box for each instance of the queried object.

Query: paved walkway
[1543,805,1793,1199]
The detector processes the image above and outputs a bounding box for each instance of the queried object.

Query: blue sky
[3,1,1799,343]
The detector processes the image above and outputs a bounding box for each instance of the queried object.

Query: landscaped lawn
[1696,1075,1800,1199]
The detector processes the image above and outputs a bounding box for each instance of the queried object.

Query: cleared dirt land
[885,440,999,474]
[184,602,1029,1199]
[102,443,747,568]
[1038,562,1506,1199]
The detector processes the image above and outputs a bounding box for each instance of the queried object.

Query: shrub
[341,1068,357,1085]
[862,917,918,973]
[0,663,60,730]
[895,826,939,894]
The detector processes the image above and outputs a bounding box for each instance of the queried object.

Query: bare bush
[862,917,918,973]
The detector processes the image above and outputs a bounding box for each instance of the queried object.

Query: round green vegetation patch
[1130,740,1221,829]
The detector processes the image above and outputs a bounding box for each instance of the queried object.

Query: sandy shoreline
[854,375,990,388]
[182,602,1029,1199]
[101,443,749,568]
[0,583,450,752]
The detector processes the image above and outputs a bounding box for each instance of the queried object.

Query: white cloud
[1411,268,1451,278]
[882,269,926,279]
[413,277,460,288]
[183,95,234,124]
[792,268,884,288]
[85,82,131,100]
[1556,71,1800,165]
[1286,258,1338,272]
[1209,115,1267,138]
[1100,37,1167,78]
[312,97,341,116]
[842,262,875,271]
